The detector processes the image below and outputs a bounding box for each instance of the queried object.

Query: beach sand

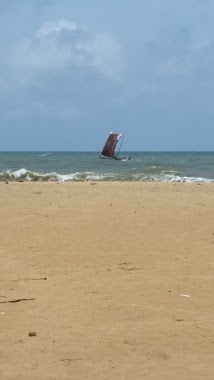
[0,182,214,380]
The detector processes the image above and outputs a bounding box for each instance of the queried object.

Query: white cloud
[37,19,77,37]
[10,19,125,82]
[74,32,124,79]
[12,37,72,74]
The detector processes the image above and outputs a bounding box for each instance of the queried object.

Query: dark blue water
[0,152,213,182]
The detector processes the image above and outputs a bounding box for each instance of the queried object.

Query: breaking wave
[0,168,213,183]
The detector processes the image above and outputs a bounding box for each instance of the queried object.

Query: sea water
[0,152,213,182]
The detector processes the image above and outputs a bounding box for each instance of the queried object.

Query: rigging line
[116,133,125,157]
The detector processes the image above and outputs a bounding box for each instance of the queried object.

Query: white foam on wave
[5,168,59,181]
[8,168,28,179]
[2,168,112,182]
[1,168,213,183]
[161,173,213,183]
[132,171,214,183]
[38,153,52,157]
[56,173,80,182]
[56,172,115,182]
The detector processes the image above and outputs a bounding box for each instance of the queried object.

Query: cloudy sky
[1,0,214,151]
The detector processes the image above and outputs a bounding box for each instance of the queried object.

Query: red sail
[100,133,122,158]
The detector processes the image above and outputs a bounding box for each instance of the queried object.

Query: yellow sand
[0,182,214,380]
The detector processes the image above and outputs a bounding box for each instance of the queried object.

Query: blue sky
[1,0,214,151]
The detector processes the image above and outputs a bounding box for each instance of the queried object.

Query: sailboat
[99,132,131,161]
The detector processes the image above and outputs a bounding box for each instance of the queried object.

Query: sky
[1,0,214,151]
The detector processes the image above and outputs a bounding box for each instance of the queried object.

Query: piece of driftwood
[120,267,142,271]
[0,298,35,304]
[12,277,47,282]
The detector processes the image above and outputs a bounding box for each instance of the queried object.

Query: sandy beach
[0,182,214,380]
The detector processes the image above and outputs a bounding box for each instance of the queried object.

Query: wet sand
[0,182,214,380]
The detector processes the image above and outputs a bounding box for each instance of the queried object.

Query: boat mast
[116,133,124,157]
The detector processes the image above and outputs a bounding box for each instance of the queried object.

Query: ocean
[0,152,213,182]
